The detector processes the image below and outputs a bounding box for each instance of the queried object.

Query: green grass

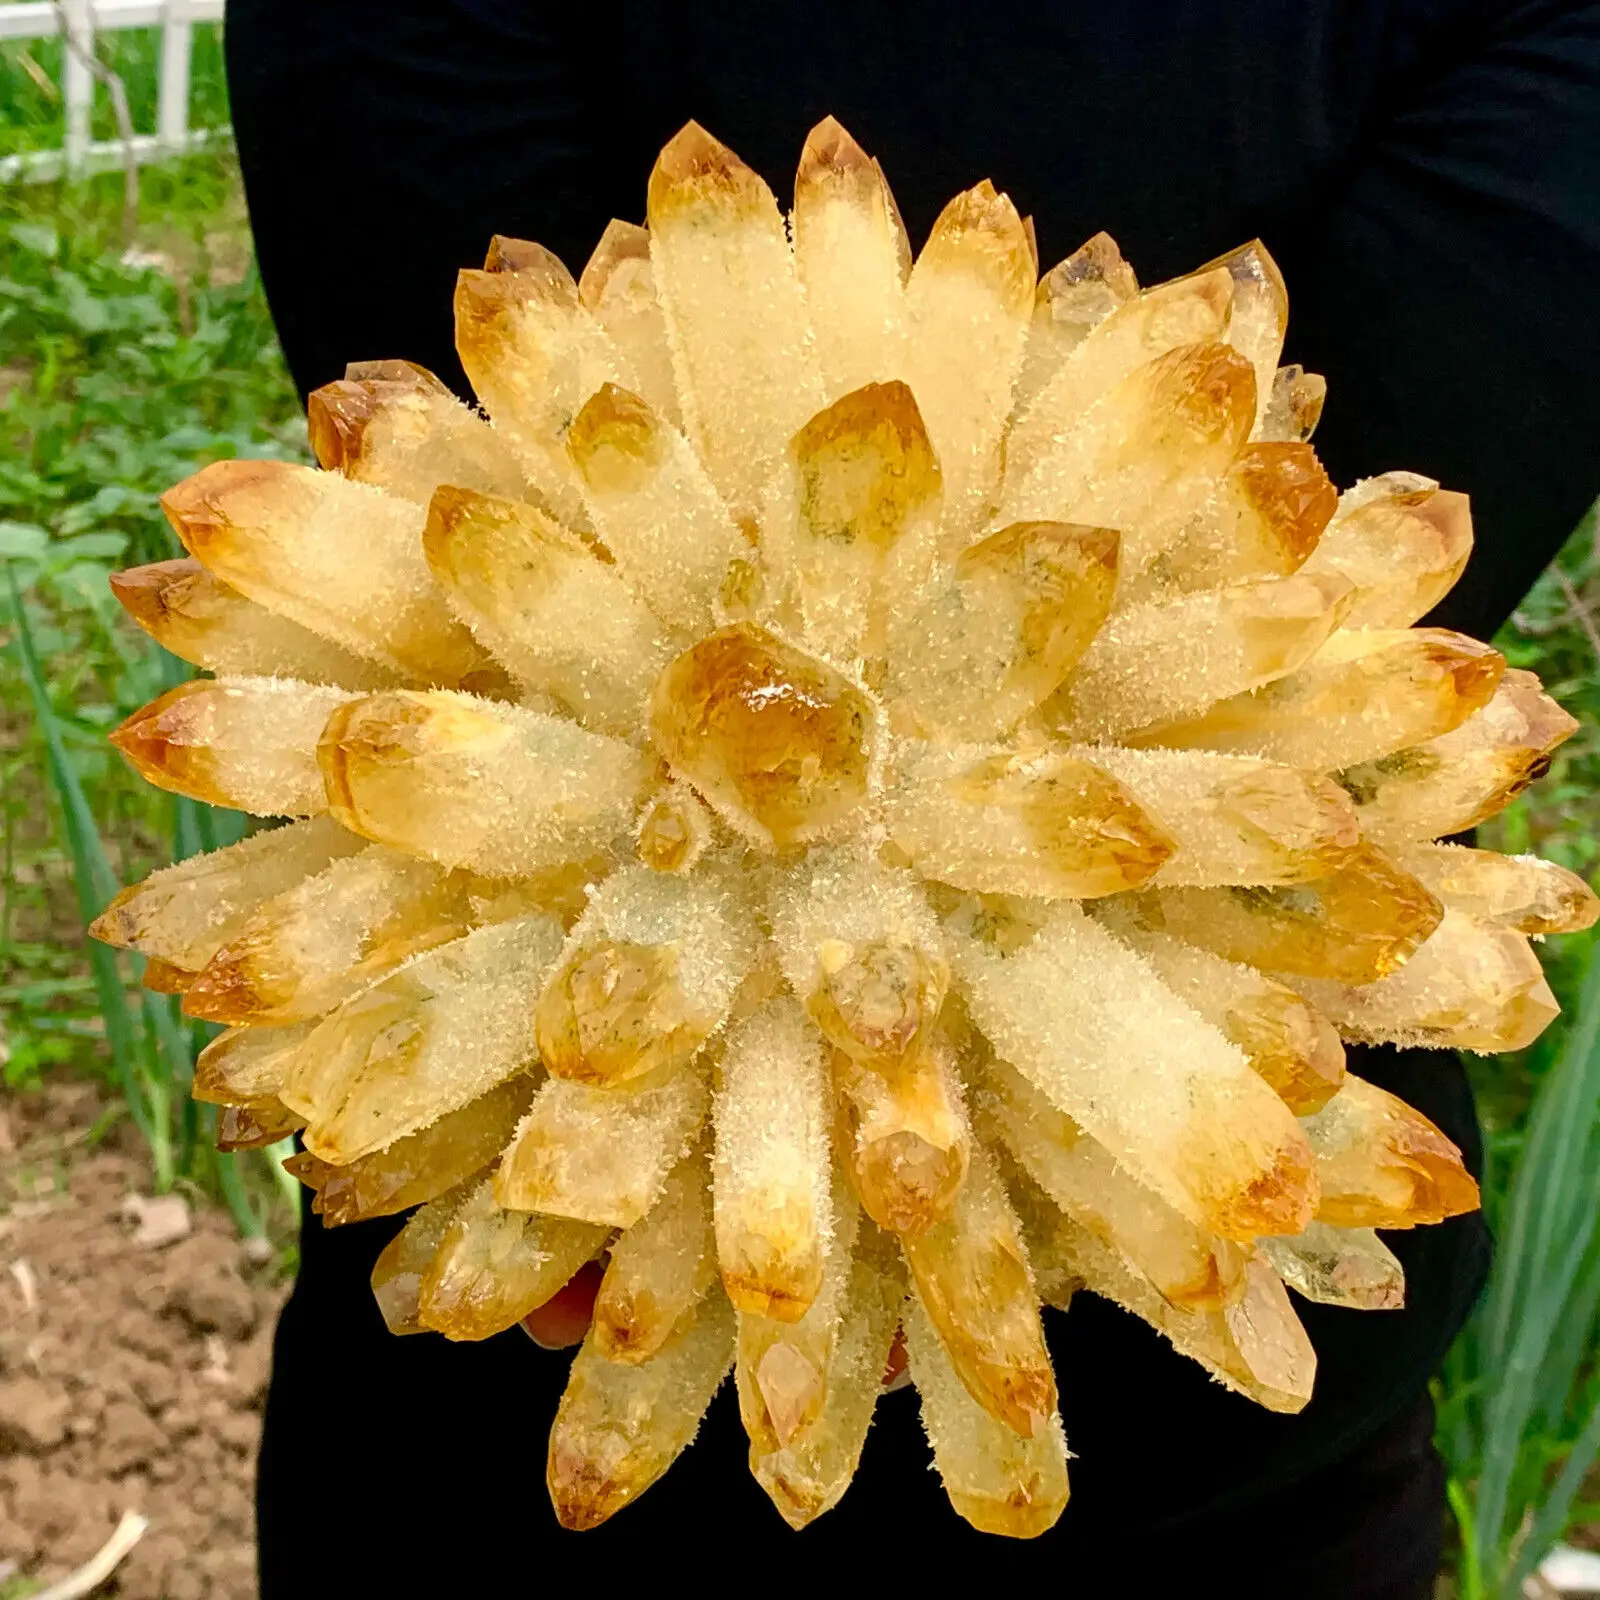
[1,128,306,1236]
[1430,509,1600,1595]
[0,17,230,159]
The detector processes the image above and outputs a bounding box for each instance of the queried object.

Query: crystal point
[1138,628,1505,768]
[793,118,909,399]
[885,521,1119,741]
[306,366,533,506]
[1301,477,1473,628]
[954,904,1316,1238]
[109,559,394,688]
[713,1000,833,1321]
[1290,908,1559,1053]
[903,1291,1069,1538]
[183,847,476,1025]
[976,1056,1251,1311]
[111,677,355,817]
[647,123,822,525]
[899,1143,1055,1437]
[1340,669,1578,843]
[89,816,359,976]
[1397,842,1600,936]
[289,1076,533,1227]
[318,689,649,876]
[1304,1077,1480,1229]
[649,625,878,849]
[422,483,668,733]
[833,1036,972,1236]
[577,220,682,426]
[886,744,1175,900]
[901,180,1035,538]
[594,1153,717,1363]
[161,458,482,683]
[1259,1222,1405,1311]
[494,1067,710,1227]
[1137,442,1336,597]
[1145,841,1443,983]
[547,1289,735,1530]
[420,1175,609,1341]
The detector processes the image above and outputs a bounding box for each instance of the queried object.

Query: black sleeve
[224,1,1598,1584]
[227,0,1600,638]
[1281,0,1600,640]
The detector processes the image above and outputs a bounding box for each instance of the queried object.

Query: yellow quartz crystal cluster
[94,119,1596,1537]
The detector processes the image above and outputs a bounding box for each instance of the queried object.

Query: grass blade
[6,568,153,1142]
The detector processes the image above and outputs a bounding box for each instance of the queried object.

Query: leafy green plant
[1438,927,1600,1596]
[1432,504,1600,1591]
[1,20,229,160]
[6,564,290,1233]
[0,144,304,1235]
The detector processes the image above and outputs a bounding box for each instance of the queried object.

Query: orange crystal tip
[648,623,877,849]
[1200,237,1289,329]
[483,235,571,279]
[109,681,219,794]
[1235,442,1338,563]
[566,383,666,484]
[535,939,698,1087]
[343,358,450,391]
[141,956,196,994]
[648,121,769,221]
[577,219,652,308]
[796,114,874,192]
[919,179,1036,312]
[454,254,577,341]
[86,879,149,950]
[1206,1137,1319,1239]
[159,456,292,558]
[181,949,267,1025]
[215,1099,303,1151]
[720,1253,824,1324]
[851,1129,969,1237]
[1046,230,1138,299]
[306,380,383,473]
[107,558,203,634]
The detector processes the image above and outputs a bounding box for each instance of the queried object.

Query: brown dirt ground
[0,1079,289,1599]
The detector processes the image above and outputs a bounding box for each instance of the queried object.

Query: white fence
[0,0,226,183]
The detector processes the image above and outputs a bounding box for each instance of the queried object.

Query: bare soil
[0,1079,288,1599]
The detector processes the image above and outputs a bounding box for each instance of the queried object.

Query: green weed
[1,140,304,1236]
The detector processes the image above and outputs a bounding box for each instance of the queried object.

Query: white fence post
[61,0,96,177]
[0,1,227,184]
[156,0,193,153]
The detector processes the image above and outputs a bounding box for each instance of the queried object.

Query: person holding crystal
[220,4,1600,1594]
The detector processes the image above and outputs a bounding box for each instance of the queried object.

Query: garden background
[1,16,1598,1599]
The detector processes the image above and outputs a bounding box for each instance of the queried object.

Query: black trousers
[224,1,1600,1589]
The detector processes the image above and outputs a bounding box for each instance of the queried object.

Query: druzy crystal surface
[95,117,1596,1538]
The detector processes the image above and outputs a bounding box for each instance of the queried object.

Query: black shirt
[225,2,1600,1589]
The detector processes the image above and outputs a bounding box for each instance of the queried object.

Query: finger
[882,1324,909,1390]
[520,1258,604,1349]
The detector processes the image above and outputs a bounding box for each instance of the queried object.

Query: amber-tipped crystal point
[97,120,1568,1539]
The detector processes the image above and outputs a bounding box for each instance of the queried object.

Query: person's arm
[1281,0,1600,640]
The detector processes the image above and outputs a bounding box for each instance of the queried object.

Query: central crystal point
[648,623,876,848]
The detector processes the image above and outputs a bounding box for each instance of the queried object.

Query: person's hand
[522,1263,912,1391]
[520,1260,606,1348]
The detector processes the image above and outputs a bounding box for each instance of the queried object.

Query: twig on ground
[33,1509,149,1600]
[8,1256,38,1313]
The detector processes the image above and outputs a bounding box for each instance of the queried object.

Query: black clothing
[227,3,1600,1591]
